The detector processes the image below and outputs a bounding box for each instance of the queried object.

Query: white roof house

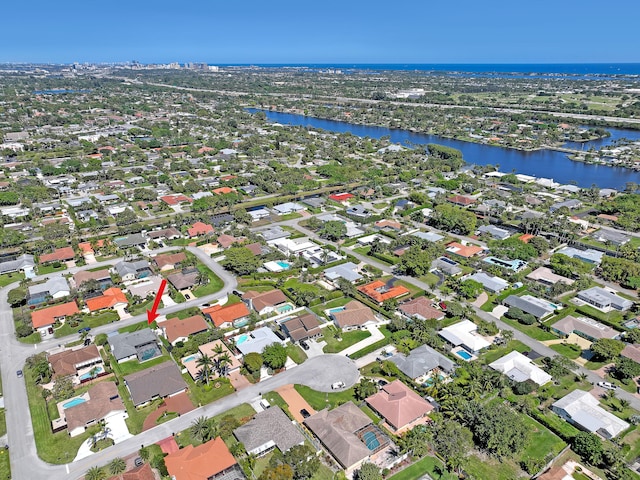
[489,351,552,386]
[552,390,629,439]
[438,320,490,354]
[272,237,316,255]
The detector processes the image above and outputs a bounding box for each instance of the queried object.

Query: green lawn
[110,353,171,377]
[322,327,371,353]
[479,340,529,364]
[518,414,567,467]
[359,404,382,425]
[349,325,392,359]
[128,298,158,317]
[549,343,582,359]
[285,343,307,364]
[116,381,161,435]
[389,455,457,480]
[192,264,224,297]
[574,303,624,326]
[0,450,9,480]
[253,451,275,477]
[294,385,356,410]
[0,271,23,287]
[310,296,351,318]
[183,374,234,407]
[463,455,520,480]
[500,317,558,341]
[621,428,640,463]
[37,263,68,275]
[25,367,98,463]
[0,410,5,437]
[118,320,154,334]
[263,391,293,418]
[54,310,119,338]
[418,273,440,288]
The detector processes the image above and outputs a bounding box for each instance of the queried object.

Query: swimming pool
[183,355,197,363]
[63,397,87,409]
[79,365,104,381]
[328,307,345,314]
[277,304,293,313]
[276,261,291,269]
[455,350,473,360]
[362,431,380,450]
[236,334,250,345]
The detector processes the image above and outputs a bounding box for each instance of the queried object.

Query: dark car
[78,327,91,334]
[300,408,311,419]
[16,370,23,378]
[300,340,310,351]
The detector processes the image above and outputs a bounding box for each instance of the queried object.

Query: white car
[597,381,618,391]
[331,381,345,390]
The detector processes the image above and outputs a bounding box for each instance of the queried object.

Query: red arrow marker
[147,279,167,324]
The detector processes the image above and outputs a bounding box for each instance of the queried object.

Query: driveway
[340,324,384,357]
[304,338,326,358]
[276,384,316,422]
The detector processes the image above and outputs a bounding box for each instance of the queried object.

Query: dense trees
[505,307,536,325]
[431,420,473,474]
[590,338,625,361]
[318,220,347,241]
[221,247,262,275]
[429,204,476,235]
[549,253,593,278]
[599,256,640,288]
[356,463,382,480]
[262,343,287,370]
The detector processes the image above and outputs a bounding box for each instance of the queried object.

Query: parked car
[597,381,618,390]
[331,381,345,390]
[300,340,310,351]
[134,457,144,467]
[300,408,311,418]
[16,370,23,378]
[439,302,447,310]
[259,399,271,409]
[78,327,91,334]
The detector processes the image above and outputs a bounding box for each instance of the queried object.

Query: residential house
[399,297,445,321]
[592,229,630,246]
[160,194,192,206]
[198,340,242,374]
[248,207,271,221]
[0,254,34,275]
[203,302,250,328]
[242,290,290,316]
[389,345,456,382]
[489,351,552,386]
[323,262,362,284]
[48,344,104,381]
[257,225,291,243]
[272,237,316,256]
[108,330,161,363]
[503,294,557,319]
[113,234,147,249]
[445,242,484,258]
[549,199,582,212]
[147,227,182,241]
[28,277,70,304]
[447,195,476,207]
[113,260,152,282]
[331,301,377,331]
[39,246,75,264]
[304,402,387,472]
[235,327,284,356]
[105,462,154,480]
[328,193,354,203]
[431,257,462,276]
[273,202,305,215]
[357,280,410,305]
[526,267,574,287]
[167,268,199,292]
[72,269,112,290]
[556,247,603,265]
[31,301,79,336]
[281,313,323,342]
[85,287,128,312]
[159,315,209,345]
[124,361,188,406]
[620,344,640,364]
[346,205,370,219]
[63,382,126,437]
[551,315,620,342]
[374,220,402,232]
[477,225,511,240]
[439,320,491,355]
[412,231,444,243]
[165,437,242,480]
[576,287,633,312]
[365,380,433,434]
[233,406,305,456]
[153,252,187,271]
[216,234,243,249]
[301,196,325,209]
[466,272,509,294]
[187,221,214,238]
[552,390,629,439]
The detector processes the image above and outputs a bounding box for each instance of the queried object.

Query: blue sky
[3,0,639,64]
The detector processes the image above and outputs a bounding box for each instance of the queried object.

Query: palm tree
[196,354,214,386]
[84,466,107,480]
[190,416,217,443]
[216,353,232,377]
[108,457,126,475]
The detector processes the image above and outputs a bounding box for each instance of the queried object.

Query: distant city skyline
[3,0,640,64]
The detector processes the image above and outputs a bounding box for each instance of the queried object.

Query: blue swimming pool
[63,397,87,409]
[79,366,104,381]
[276,261,291,269]
[362,431,380,450]
[277,304,293,313]
[183,355,197,363]
[455,350,473,360]
[328,307,345,314]
[236,334,250,345]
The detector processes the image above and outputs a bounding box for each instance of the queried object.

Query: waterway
[563,126,640,151]
[248,109,640,189]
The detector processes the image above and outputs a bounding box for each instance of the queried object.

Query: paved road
[0,245,238,480]
[473,306,640,411]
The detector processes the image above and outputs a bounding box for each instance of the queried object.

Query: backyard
[322,326,371,353]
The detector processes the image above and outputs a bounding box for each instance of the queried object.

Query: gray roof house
[28,277,70,302]
[258,225,291,243]
[576,287,633,312]
[431,257,462,276]
[556,247,604,264]
[503,294,556,319]
[592,229,630,246]
[346,205,370,219]
[478,225,511,240]
[412,231,444,243]
[113,260,151,281]
[124,361,187,406]
[390,345,456,380]
[467,272,509,294]
[113,233,147,249]
[233,406,305,456]
[108,330,161,363]
[552,390,629,439]
[0,254,34,275]
[549,199,582,212]
[323,262,362,283]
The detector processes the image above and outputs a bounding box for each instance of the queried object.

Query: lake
[248,109,640,189]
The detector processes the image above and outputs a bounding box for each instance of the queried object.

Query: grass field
[480,340,529,364]
[0,451,9,480]
[285,343,307,364]
[322,327,371,353]
[192,264,224,297]
[294,384,355,410]
[518,415,567,467]
[183,374,234,407]
[389,455,457,480]
[110,352,171,377]
[37,263,67,275]
[54,310,119,338]
[463,455,520,480]
[0,272,23,287]
[549,343,582,359]
[500,316,558,341]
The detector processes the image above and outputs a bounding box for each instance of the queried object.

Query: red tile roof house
[106,462,155,480]
[216,234,243,249]
[85,287,128,312]
[153,252,187,271]
[365,380,433,434]
[160,194,193,206]
[374,219,403,232]
[328,192,354,203]
[31,301,80,336]
[39,246,76,264]
[212,186,236,195]
[203,302,250,328]
[165,436,240,480]
[357,280,410,305]
[447,195,476,207]
[158,314,209,346]
[399,297,445,321]
[331,300,378,331]
[187,221,214,238]
[242,289,289,316]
